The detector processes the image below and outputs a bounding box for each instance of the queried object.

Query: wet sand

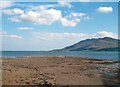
[2,56,120,85]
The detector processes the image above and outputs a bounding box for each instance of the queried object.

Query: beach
[2,56,120,86]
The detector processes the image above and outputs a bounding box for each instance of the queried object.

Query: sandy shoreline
[2,56,120,86]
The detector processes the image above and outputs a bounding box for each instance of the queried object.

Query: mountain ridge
[53,37,120,51]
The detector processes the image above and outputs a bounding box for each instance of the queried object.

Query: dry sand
[2,56,120,86]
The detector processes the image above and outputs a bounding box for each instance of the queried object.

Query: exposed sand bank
[2,56,120,86]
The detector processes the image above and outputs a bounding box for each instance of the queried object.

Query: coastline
[2,56,120,86]
[2,51,119,60]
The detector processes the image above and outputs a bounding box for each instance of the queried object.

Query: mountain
[54,37,120,51]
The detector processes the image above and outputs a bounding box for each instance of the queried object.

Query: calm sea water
[0,51,119,60]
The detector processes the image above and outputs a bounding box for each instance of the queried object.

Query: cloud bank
[34,31,118,40]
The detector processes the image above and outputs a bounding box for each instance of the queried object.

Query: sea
[0,51,119,60]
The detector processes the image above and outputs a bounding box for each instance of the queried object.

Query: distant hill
[54,37,120,51]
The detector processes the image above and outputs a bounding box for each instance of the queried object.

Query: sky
[0,0,119,51]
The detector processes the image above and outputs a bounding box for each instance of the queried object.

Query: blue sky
[1,0,119,51]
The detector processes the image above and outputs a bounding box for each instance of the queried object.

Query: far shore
[2,56,120,86]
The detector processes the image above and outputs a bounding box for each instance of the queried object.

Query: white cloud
[1,31,117,41]
[58,0,72,8]
[0,31,23,39]
[9,35,23,39]
[3,8,24,15]
[8,9,88,27]
[71,12,86,17]
[17,27,33,30]
[34,31,118,41]
[93,31,118,38]
[31,4,56,11]
[9,8,62,25]
[60,12,88,27]
[60,17,80,27]
[96,7,113,13]
[0,1,13,9]
[34,32,89,40]
[8,17,20,22]
[5,4,89,27]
